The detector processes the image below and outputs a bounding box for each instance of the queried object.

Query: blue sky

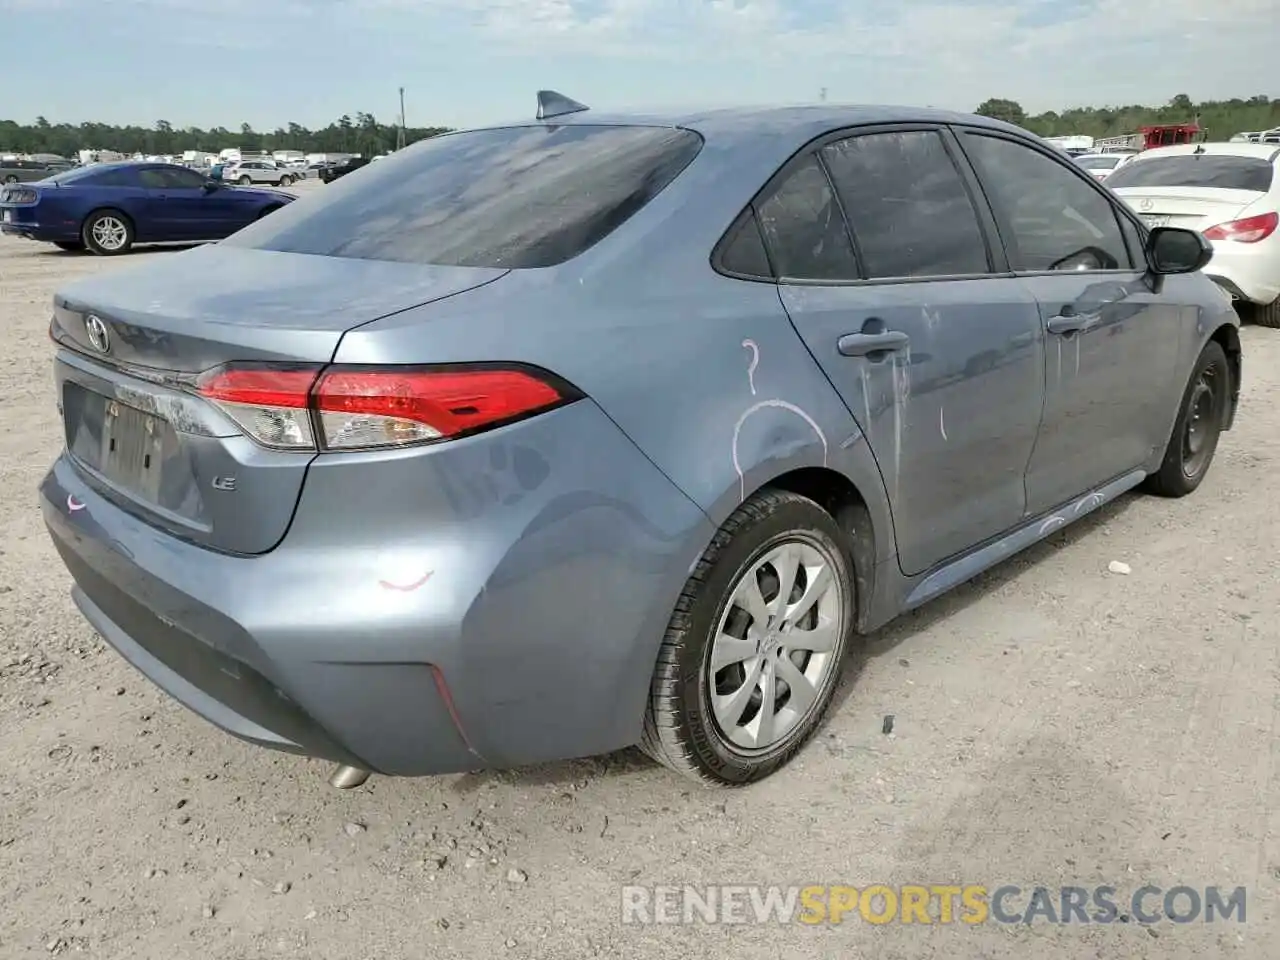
[0,0,1273,131]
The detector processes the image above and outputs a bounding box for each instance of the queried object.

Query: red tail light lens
[1202,211,1278,244]
[195,363,578,452]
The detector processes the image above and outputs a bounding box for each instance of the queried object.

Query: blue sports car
[0,161,293,255]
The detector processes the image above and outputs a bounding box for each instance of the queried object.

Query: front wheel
[82,210,134,256]
[641,489,854,785]
[1144,340,1230,497]
[277,174,293,187]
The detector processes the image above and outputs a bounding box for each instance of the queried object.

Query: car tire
[3,175,17,184]
[81,209,135,256]
[53,241,84,252]
[641,488,854,785]
[1143,340,1230,498]
[239,176,252,186]
[1249,297,1280,329]
[277,175,292,187]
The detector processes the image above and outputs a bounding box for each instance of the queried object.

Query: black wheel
[53,241,84,252]
[81,209,135,256]
[1248,297,1280,329]
[1144,340,1230,497]
[641,488,855,785]
[239,175,252,186]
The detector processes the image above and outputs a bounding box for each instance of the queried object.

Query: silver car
[223,160,296,187]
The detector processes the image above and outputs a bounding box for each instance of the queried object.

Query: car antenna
[536,90,589,121]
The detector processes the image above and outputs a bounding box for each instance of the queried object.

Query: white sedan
[1073,152,1135,182]
[1107,142,1280,327]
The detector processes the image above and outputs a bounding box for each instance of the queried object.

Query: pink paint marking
[378,571,434,592]
[67,494,86,513]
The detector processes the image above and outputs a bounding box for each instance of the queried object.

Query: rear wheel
[641,489,854,785]
[239,175,252,186]
[1144,340,1230,497]
[1249,297,1280,329]
[277,174,293,187]
[82,210,134,256]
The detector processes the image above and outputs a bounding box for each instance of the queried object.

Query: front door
[762,126,1046,575]
[956,129,1181,514]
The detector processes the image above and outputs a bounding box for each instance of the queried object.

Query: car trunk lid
[52,244,507,554]
[1112,187,1262,231]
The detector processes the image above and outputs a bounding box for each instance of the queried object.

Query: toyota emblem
[1139,199,1154,212]
[85,314,110,354]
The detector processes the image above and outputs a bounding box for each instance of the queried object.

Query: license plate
[99,399,168,502]
[1140,214,1170,228]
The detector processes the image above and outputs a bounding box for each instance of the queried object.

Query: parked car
[1,161,293,254]
[223,159,297,187]
[1,157,62,184]
[1107,142,1280,326]
[1073,152,1135,182]
[319,156,371,183]
[40,99,1240,789]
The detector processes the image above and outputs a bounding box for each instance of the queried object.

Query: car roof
[1131,142,1280,163]
[472,103,1027,142]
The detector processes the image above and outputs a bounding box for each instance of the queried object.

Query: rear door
[955,128,1182,515]
[769,125,1046,575]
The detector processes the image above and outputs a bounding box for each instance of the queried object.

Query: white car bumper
[1202,235,1280,306]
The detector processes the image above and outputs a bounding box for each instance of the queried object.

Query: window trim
[951,125,1149,277]
[710,121,1012,287]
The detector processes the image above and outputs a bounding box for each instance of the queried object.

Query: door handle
[837,330,910,357]
[1046,314,1100,336]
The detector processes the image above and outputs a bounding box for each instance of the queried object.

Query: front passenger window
[962,133,1132,272]
[756,155,858,282]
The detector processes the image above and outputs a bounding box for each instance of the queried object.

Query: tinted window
[717,208,773,279]
[1104,155,1275,192]
[822,131,990,278]
[756,155,857,281]
[223,125,703,268]
[88,168,139,187]
[164,167,211,188]
[138,169,168,188]
[963,133,1131,271]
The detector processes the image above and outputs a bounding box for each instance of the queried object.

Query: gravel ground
[1,227,1277,960]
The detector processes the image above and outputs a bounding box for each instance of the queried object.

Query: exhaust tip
[329,764,370,789]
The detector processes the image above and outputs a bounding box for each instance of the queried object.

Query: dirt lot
[1,228,1277,960]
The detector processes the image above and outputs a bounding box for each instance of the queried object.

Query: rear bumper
[41,400,712,776]
[2,217,79,243]
[1204,239,1280,305]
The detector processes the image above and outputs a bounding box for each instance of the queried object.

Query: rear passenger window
[821,131,991,278]
[962,133,1133,272]
[756,155,858,281]
[717,208,773,279]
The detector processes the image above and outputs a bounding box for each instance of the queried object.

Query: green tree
[975,98,1027,126]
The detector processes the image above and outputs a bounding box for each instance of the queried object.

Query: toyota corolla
[40,93,1241,789]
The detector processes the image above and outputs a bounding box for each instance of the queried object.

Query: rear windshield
[223,124,704,268]
[1105,155,1275,192]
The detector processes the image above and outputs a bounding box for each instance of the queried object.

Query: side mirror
[1147,226,1212,275]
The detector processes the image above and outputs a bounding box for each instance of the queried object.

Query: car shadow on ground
[30,243,208,258]
[447,492,1141,794]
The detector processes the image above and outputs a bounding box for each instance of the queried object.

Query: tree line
[3,94,1279,159]
[0,113,452,158]
[976,94,1279,140]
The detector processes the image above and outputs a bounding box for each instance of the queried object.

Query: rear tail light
[1202,211,1278,244]
[2,187,37,203]
[195,363,580,452]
